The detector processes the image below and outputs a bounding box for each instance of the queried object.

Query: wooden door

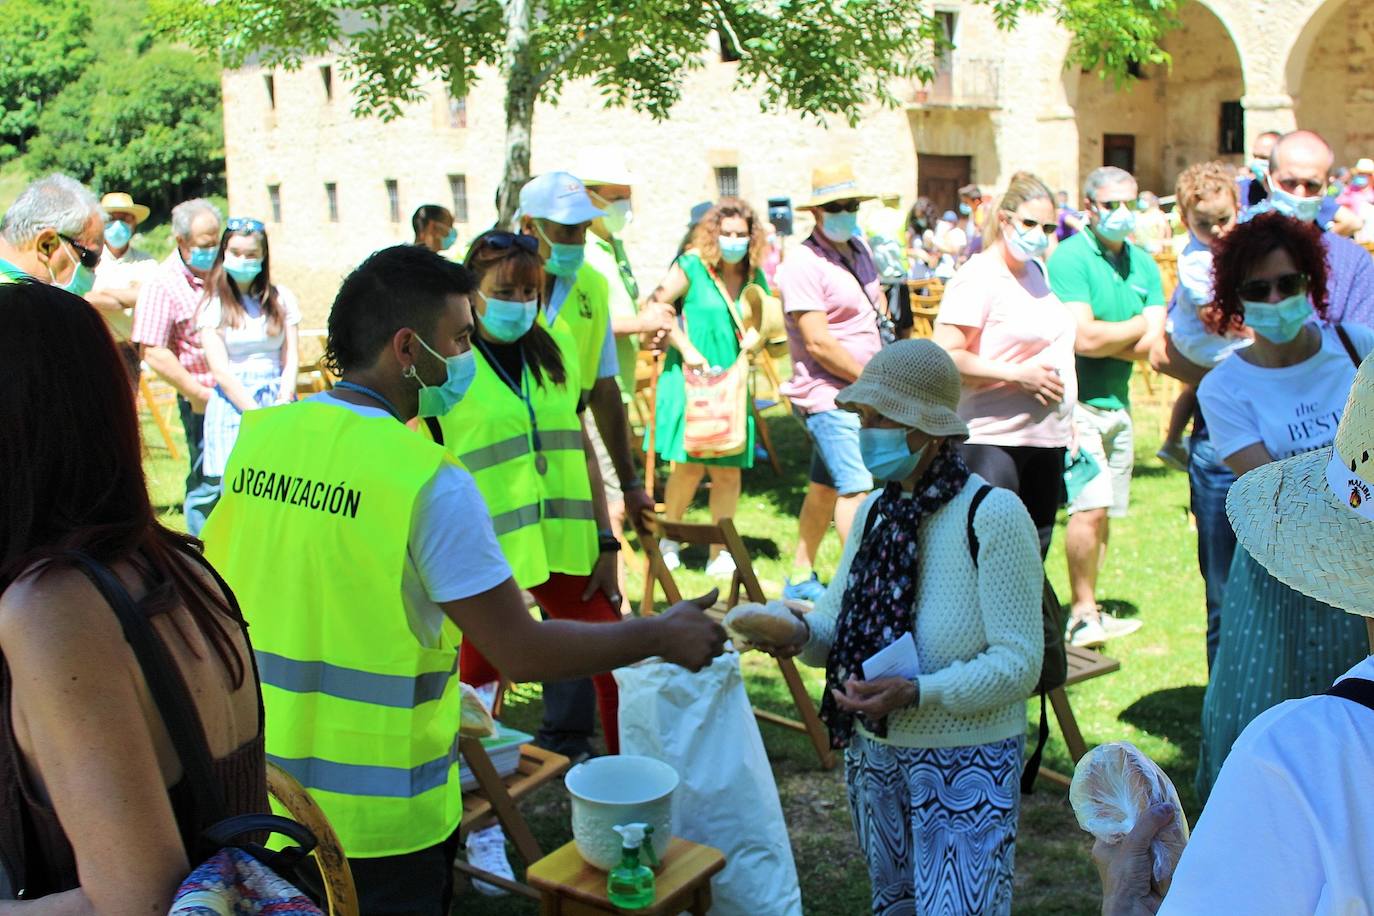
[1103,134,1136,175]
[917,153,971,215]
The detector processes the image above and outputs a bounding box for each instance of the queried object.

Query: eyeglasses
[1012,215,1058,235]
[1273,177,1325,196]
[1237,272,1309,302]
[820,200,861,214]
[226,217,266,233]
[477,231,540,254]
[1092,200,1134,212]
[58,234,101,270]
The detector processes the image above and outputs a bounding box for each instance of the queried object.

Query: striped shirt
[131,252,212,389]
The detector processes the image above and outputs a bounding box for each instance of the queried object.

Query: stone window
[385,179,400,223]
[1219,101,1245,155]
[320,65,333,102]
[716,166,739,199]
[325,182,339,223]
[264,74,276,109]
[448,174,469,223]
[268,184,282,223]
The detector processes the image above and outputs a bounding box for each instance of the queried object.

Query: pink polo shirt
[776,239,883,414]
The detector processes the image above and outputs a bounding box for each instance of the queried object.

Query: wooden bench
[1036,645,1121,788]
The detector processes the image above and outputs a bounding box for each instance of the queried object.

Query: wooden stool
[527,837,725,916]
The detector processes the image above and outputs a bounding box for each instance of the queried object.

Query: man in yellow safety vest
[200,245,725,915]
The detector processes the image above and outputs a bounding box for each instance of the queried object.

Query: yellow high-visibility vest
[202,400,464,857]
[552,263,611,394]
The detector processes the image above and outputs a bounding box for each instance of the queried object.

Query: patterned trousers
[845,733,1023,916]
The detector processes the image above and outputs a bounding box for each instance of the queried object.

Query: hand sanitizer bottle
[606,822,657,909]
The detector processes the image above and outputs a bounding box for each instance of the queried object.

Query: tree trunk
[497,0,537,230]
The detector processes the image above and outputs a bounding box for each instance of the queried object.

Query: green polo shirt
[1048,229,1164,410]
[0,258,31,284]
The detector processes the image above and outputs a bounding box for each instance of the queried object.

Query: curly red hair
[1205,210,1328,334]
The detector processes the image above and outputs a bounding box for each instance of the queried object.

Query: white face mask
[600,199,633,234]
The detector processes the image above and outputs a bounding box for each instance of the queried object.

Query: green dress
[652,252,763,467]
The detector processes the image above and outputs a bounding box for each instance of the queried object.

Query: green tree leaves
[0,0,94,160]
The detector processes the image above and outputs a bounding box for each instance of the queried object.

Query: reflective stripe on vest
[202,400,465,857]
[434,320,599,587]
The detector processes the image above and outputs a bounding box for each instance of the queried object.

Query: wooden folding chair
[639,516,836,770]
[454,737,571,899]
[267,762,358,916]
[296,328,337,396]
[1034,646,1121,789]
[137,370,181,461]
[906,278,944,339]
[634,350,664,500]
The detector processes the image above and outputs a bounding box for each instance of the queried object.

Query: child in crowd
[1156,162,1248,470]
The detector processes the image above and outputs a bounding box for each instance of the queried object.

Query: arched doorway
[1063,1,1245,197]
[1290,0,1374,167]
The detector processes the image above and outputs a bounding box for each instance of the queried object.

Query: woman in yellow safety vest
[427,230,623,752]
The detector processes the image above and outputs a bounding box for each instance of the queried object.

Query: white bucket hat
[567,146,638,188]
[835,339,969,439]
[1226,352,1374,616]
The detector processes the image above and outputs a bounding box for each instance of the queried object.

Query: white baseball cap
[519,171,605,225]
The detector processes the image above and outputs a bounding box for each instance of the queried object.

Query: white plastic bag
[1070,741,1189,887]
[615,653,803,916]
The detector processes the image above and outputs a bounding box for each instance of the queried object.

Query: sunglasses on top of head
[1238,272,1309,302]
[58,234,101,269]
[477,231,540,253]
[226,217,266,234]
[820,200,861,214]
[1009,215,1058,235]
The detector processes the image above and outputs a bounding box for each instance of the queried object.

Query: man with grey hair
[1047,165,1166,647]
[131,198,224,534]
[0,173,104,289]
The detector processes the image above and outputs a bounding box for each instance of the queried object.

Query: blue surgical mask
[719,236,750,264]
[480,297,539,343]
[820,211,859,243]
[187,246,218,272]
[224,255,262,287]
[104,220,133,249]
[441,227,458,250]
[1355,175,1371,189]
[958,203,972,216]
[1094,204,1137,242]
[51,243,94,297]
[1266,183,1323,223]
[859,426,929,482]
[1243,293,1313,344]
[411,335,477,417]
[1250,158,1269,180]
[533,222,585,277]
[1004,222,1049,262]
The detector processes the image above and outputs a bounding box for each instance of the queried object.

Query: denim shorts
[795,406,874,496]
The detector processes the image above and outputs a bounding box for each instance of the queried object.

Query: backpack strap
[423,416,445,446]
[1336,323,1363,368]
[966,484,994,567]
[1326,676,1374,710]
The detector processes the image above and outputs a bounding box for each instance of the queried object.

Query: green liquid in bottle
[606,853,655,910]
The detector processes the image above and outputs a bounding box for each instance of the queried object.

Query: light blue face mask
[1094,204,1137,242]
[820,211,859,243]
[50,248,95,297]
[104,220,133,249]
[410,335,477,418]
[533,222,585,277]
[958,203,972,216]
[480,297,539,343]
[1266,184,1323,224]
[1004,222,1049,262]
[441,227,458,250]
[859,426,929,482]
[719,236,750,264]
[1243,293,1313,344]
[187,246,218,272]
[224,255,262,287]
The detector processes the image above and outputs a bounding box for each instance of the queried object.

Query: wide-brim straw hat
[800,162,875,208]
[100,191,149,224]
[1226,353,1374,616]
[1354,157,1374,175]
[836,339,969,438]
[740,283,784,343]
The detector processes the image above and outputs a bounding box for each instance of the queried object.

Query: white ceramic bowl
[564,755,677,870]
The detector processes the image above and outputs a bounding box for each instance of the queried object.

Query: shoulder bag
[682,269,751,459]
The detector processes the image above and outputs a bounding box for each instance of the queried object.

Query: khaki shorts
[1068,403,1133,518]
[585,414,622,500]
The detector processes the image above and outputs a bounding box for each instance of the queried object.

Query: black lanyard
[475,338,546,473]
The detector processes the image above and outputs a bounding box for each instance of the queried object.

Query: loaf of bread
[1070,741,1189,888]
[459,682,496,738]
[723,601,806,647]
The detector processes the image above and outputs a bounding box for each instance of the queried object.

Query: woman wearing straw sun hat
[1094,353,1374,915]
[769,339,1043,914]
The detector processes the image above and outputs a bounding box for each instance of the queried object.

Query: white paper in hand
[861,632,920,681]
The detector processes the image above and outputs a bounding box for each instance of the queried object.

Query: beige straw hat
[799,161,876,209]
[836,339,969,438]
[1226,353,1374,616]
[100,192,149,224]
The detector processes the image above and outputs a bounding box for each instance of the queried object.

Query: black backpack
[861,484,1067,793]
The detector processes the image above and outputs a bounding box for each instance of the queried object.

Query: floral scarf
[821,442,971,748]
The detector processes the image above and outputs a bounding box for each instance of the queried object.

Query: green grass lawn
[140,385,1202,915]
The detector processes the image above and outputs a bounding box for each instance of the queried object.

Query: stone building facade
[221,0,1370,323]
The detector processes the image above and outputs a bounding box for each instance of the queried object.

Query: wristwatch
[598,531,621,553]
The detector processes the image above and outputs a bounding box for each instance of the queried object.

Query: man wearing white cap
[88,191,157,385]
[518,171,654,757]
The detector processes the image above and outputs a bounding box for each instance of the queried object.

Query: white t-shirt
[196,287,302,377]
[306,392,513,646]
[91,245,158,340]
[935,251,1077,447]
[1197,324,1374,462]
[1165,236,1251,367]
[1162,654,1374,914]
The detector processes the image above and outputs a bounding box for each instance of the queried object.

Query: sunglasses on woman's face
[478,231,540,253]
[1012,215,1058,235]
[820,200,861,214]
[1237,272,1309,301]
[58,234,101,269]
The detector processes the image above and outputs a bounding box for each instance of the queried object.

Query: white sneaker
[465,825,514,896]
[704,551,737,580]
[1099,612,1143,640]
[658,538,682,571]
[1066,616,1108,648]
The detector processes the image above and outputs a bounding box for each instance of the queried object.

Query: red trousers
[460,572,620,754]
